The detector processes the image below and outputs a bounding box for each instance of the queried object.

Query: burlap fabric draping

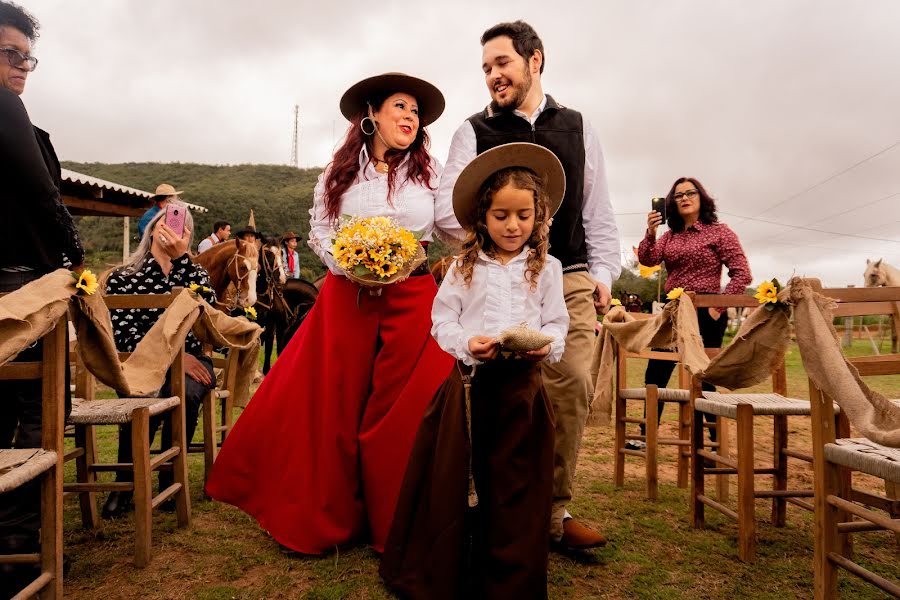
[790,278,900,447]
[589,296,708,425]
[0,269,262,408]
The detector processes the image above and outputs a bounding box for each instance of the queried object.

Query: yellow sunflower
[666,287,684,301]
[754,281,778,304]
[73,269,98,295]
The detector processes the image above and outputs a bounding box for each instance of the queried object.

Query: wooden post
[122,216,131,262]
[736,404,756,562]
[842,285,855,348]
[132,407,152,568]
[646,385,659,501]
[691,377,705,529]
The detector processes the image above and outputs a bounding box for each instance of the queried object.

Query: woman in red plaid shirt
[629,177,751,450]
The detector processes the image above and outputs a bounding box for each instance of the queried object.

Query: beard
[490,64,533,112]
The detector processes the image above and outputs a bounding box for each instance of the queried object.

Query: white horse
[864,258,900,288]
[864,258,900,352]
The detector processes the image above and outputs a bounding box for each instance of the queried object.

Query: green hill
[62,162,326,277]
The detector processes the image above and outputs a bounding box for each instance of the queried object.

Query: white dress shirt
[431,248,569,366]
[309,146,465,274]
[197,232,220,255]
[436,95,621,289]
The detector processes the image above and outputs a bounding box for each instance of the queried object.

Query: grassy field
[60,337,900,599]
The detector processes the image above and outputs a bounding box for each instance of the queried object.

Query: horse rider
[281,231,301,279]
[197,220,231,254]
[139,183,182,239]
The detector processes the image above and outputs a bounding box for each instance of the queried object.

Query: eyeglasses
[673,190,699,201]
[0,47,38,71]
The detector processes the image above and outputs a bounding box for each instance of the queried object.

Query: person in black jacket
[0,2,84,592]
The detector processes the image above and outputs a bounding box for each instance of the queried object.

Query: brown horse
[430,255,455,286]
[194,239,259,310]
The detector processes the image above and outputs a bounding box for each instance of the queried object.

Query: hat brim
[452,143,566,230]
[339,73,445,127]
[236,229,261,239]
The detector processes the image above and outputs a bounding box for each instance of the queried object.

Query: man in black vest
[437,20,620,552]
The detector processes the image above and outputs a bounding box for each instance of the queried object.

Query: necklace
[372,157,389,174]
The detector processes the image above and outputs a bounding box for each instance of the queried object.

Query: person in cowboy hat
[207,72,465,556]
[280,231,301,279]
[235,223,261,244]
[382,142,568,600]
[437,20,620,552]
[138,183,182,239]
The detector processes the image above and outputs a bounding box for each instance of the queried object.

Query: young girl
[381,143,568,600]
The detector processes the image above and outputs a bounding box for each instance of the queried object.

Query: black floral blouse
[105,254,215,356]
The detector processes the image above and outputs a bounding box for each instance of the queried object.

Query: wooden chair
[187,346,239,483]
[689,292,826,562]
[65,293,191,567]
[613,314,693,500]
[804,283,900,598]
[0,315,66,599]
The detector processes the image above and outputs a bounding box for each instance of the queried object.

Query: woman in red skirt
[206,73,464,554]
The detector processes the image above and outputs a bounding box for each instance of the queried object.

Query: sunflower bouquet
[332,215,426,289]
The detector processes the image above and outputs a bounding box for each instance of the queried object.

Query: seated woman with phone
[629,177,751,451]
[100,203,218,517]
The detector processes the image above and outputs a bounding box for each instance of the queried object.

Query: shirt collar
[357,145,410,176]
[513,95,548,125]
[477,245,531,265]
[685,220,705,232]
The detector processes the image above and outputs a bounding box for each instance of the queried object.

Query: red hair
[322,96,436,221]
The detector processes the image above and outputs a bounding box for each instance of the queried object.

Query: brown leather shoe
[557,518,608,549]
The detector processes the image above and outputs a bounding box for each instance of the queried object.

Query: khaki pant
[542,271,597,541]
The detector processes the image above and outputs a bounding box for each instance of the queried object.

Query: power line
[719,211,900,245]
[750,139,900,218]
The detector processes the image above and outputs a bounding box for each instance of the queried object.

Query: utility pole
[290,104,299,168]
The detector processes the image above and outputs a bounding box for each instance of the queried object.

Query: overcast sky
[19,0,900,288]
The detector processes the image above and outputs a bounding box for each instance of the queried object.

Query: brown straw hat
[452,142,566,230]
[152,183,182,198]
[339,72,445,127]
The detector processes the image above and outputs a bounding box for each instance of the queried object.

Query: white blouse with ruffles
[308,146,465,274]
[431,247,569,366]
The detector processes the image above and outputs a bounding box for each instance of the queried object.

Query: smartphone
[651,197,666,225]
[164,204,186,238]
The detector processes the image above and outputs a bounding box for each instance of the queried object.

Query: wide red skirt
[205,272,454,554]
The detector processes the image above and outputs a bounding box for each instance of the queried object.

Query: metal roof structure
[60,169,208,217]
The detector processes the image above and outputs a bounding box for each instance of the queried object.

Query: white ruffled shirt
[308,146,465,274]
[431,248,569,366]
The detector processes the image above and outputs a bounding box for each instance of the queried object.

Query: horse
[864,258,900,288]
[864,258,900,352]
[430,255,455,286]
[194,239,259,310]
[254,243,318,374]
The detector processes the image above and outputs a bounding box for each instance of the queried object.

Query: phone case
[164,204,186,237]
[652,197,666,224]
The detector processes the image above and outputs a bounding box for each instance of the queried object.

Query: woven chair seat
[825,438,900,483]
[696,392,810,418]
[69,396,180,425]
[0,449,58,493]
[620,387,690,402]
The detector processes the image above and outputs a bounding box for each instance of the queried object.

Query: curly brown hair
[454,167,551,291]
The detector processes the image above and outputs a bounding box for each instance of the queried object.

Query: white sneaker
[624,440,646,451]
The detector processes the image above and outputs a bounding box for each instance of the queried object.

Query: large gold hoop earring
[360,116,376,136]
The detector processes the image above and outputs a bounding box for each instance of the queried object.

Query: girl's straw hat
[452,142,566,229]
[339,72,445,127]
